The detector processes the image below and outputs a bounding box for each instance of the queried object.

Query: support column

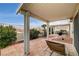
[24,12,30,55]
[70,19,74,45]
[50,26,52,34]
[53,26,55,34]
[47,22,49,40]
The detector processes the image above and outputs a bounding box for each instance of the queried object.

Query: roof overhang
[17,3,79,22]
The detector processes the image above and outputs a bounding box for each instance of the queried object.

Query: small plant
[57,30,68,36]
[0,25,17,48]
[30,29,40,40]
[56,30,63,36]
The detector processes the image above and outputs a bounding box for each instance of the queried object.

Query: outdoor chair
[46,40,66,56]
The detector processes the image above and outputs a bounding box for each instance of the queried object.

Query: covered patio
[1,37,73,56]
[17,3,79,56]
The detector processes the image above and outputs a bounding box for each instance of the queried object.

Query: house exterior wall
[74,11,79,55]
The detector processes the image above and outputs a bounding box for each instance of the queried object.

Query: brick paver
[1,43,24,56]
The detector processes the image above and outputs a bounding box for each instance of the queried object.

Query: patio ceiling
[17,3,79,22]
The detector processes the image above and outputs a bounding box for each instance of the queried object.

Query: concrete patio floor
[1,35,72,56]
[29,37,64,56]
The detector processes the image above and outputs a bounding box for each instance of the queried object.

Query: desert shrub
[0,25,17,48]
[30,29,40,40]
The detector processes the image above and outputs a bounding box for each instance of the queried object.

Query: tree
[41,24,47,37]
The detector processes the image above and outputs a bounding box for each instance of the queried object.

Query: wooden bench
[46,40,78,56]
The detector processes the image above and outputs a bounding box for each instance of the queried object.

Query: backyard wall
[17,32,24,42]
[53,25,70,33]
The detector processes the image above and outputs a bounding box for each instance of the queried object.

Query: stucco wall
[54,25,69,32]
[17,32,24,42]
[74,11,79,55]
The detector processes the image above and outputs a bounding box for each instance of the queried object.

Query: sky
[0,3,44,27]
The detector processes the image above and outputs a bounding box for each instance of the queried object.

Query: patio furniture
[46,40,78,56]
[46,40,66,55]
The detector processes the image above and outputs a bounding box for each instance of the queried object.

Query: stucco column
[47,22,49,39]
[70,19,74,45]
[50,26,52,34]
[24,12,30,55]
[53,26,55,34]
